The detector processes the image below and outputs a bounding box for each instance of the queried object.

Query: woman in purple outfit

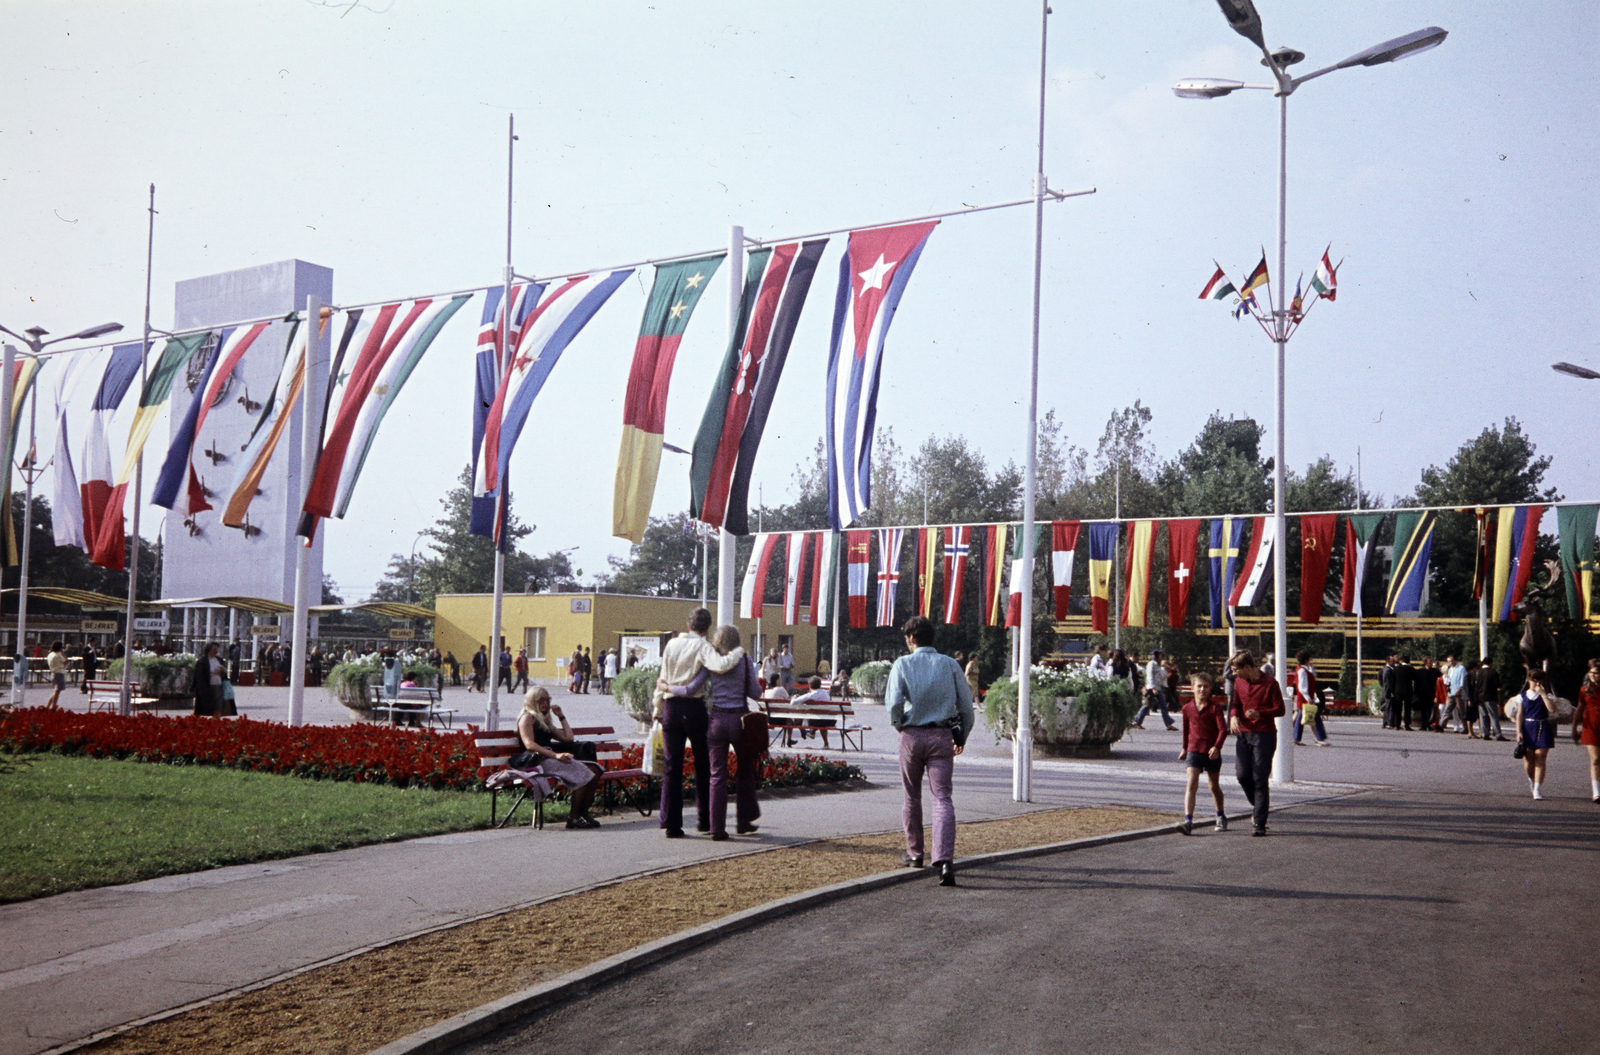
[661,625,763,839]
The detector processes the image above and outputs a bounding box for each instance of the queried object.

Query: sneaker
[1178,819,1193,836]
[1532,788,1544,801]
[1215,814,1228,832]
[1252,826,1267,837]
[1315,740,1331,747]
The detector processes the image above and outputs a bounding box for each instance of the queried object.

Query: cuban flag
[876,527,905,627]
[824,222,938,530]
[942,525,972,624]
[470,271,633,541]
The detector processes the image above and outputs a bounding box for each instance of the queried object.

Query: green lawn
[0,755,521,903]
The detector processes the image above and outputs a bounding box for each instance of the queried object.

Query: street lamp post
[0,320,123,700]
[1178,0,1446,786]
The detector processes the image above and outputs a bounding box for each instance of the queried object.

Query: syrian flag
[1339,513,1385,616]
[943,525,972,624]
[1051,521,1080,620]
[76,344,142,556]
[1228,516,1275,609]
[809,531,837,628]
[1199,265,1237,301]
[845,529,872,627]
[739,533,781,620]
[1310,248,1338,301]
[49,345,111,549]
[876,527,905,627]
[153,322,272,516]
[691,240,826,535]
[467,274,631,542]
[783,531,808,625]
[299,294,472,536]
[824,222,938,530]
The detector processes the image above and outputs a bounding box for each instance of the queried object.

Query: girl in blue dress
[1514,668,1557,800]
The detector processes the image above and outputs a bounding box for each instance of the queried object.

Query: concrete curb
[366,818,1185,1055]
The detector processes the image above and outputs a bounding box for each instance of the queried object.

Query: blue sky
[3,0,1595,599]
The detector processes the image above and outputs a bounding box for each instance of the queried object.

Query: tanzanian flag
[1557,504,1597,619]
[1385,510,1437,614]
[1088,522,1118,634]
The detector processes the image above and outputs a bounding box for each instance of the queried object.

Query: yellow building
[432,592,820,683]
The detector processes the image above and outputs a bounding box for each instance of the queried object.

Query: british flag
[876,527,905,627]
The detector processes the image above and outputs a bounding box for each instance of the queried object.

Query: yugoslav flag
[943,525,972,624]
[470,273,631,542]
[152,322,271,516]
[739,533,781,620]
[1087,522,1117,634]
[876,527,905,627]
[1229,516,1275,609]
[824,222,938,530]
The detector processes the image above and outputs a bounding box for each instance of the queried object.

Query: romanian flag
[614,254,725,543]
[1386,511,1437,614]
[1166,519,1200,629]
[1299,514,1338,624]
[739,533,781,620]
[845,529,872,628]
[1051,520,1081,620]
[982,523,1008,627]
[1493,505,1545,620]
[915,527,940,619]
[1556,504,1597,619]
[1199,265,1237,301]
[90,332,210,569]
[1121,520,1155,627]
[1087,522,1117,634]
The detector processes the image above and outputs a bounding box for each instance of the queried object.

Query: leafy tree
[599,511,711,598]
[321,574,343,606]
[1,495,160,614]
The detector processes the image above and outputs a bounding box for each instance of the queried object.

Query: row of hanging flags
[728,506,1599,633]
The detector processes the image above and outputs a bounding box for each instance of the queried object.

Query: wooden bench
[761,694,869,751]
[84,679,160,713]
[471,726,654,829]
[369,685,458,730]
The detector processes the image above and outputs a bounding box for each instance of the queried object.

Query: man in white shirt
[654,608,746,838]
[1133,649,1175,730]
[1087,644,1109,674]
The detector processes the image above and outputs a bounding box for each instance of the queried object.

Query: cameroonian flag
[90,332,210,569]
[1386,510,1437,615]
[1087,522,1118,634]
[614,254,724,543]
[1121,520,1155,628]
[1557,504,1597,619]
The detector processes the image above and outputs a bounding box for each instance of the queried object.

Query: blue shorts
[1185,751,1222,774]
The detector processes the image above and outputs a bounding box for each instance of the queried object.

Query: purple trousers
[707,710,761,834]
[660,697,710,832]
[899,726,956,864]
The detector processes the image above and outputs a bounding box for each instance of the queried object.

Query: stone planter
[147,665,194,699]
[1026,695,1131,758]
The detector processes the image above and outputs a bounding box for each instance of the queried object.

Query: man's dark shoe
[902,853,924,869]
[664,828,686,839]
[696,821,711,833]
[1252,826,1267,837]
[937,861,955,886]
[737,823,760,835]
[710,831,730,841]
[1178,819,1192,836]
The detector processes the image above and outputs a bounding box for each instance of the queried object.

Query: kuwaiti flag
[876,527,905,627]
[943,525,972,624]
[615,254,725,543]
[300,294,472,534]
[1386,511,1437,615]
[739,533,782,620]
[809,531,838,628]
[845,529,872,627]
[1493,505,1546,620]
[1051,520,1080,620]
[1006,523,1042,629]
[90,332,210,569]
[152,322,272,517]
[1087,522,1117,634]
[469,273,631,542]
[1199,264,1237,301]
[1166,519,1200,629]
[1207,517,1245,628]
[1310,248,1338,301]
[75,344,142,556]
[982,523,1009,627]
[222,321,306,528]
[915,527,940,619]
[824,221,938,531]
[1121,520,1156,628]
[1,355,44,564]
[1339,512,1384,616]
[783,531,808,625]
[1229,516,1275,609]
[691,240,826,536]
[48,344,110,549]
[1299,514,1338,623]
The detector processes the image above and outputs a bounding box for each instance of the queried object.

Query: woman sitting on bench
[513,688,601,829]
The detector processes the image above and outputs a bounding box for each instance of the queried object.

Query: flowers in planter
[981,664,1136,743]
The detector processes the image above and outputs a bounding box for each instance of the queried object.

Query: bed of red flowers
[0,708,863,793]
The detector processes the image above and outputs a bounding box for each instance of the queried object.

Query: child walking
[1178,671,1229,835]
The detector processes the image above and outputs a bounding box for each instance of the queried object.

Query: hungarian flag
[915,527,940,619]
[1087,523,1117,633]
[1493,505,1546,621]
[1006,524,1042,628]
[1208,517,1245,628]
[1298,514,1337,623]
[739,532,781,620]
[809,531,837,628]
[300,294,472,536]
[982,523,1009,627]
[76,344,141,557]
[1,355,43,564]
[783,532,808,625]
[1557,504,1597,619]
[1472,507,1494,601]
[943,525,972,624]
[221,322,306,529]
[1229,516,1275,609]
[1386,511,1437,615]
[845,529,872,627]
[690,241,826,535]
[824,222,938,530]
[1121,520,1156,628]
[1051,520,1081,620]
[90,332,210,568]
[152,322,272,517]
[1198,265,1237,301]
[1339,512,1384,616]
[1310,248,1338,301]
[876,527,905,627]
[615,254,725,543]
[1166,519,1200,628]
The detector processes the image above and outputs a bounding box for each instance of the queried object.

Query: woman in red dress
[1573,659,1600,804]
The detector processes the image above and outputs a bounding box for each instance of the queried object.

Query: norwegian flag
[876,527,905,627]
[942,525,971,624]
[824,222,938,530]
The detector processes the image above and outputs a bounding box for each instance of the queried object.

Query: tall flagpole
[0,346,10,688]
[1271,91,1293,785]
[1355,447,1364,702]
[487,113,516,731]
[716,225,743,628]
[120,184,156,716]
[288,295,324,727]
[13,384,38,705]
[830,532,841,688]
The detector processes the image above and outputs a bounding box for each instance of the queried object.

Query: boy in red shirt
[1228,649,1287,836]
[1177,670,1229,835]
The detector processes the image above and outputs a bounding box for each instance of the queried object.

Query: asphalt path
[462,751,1600,1055]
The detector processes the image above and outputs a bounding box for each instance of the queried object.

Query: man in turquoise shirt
[886,615,974,886]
